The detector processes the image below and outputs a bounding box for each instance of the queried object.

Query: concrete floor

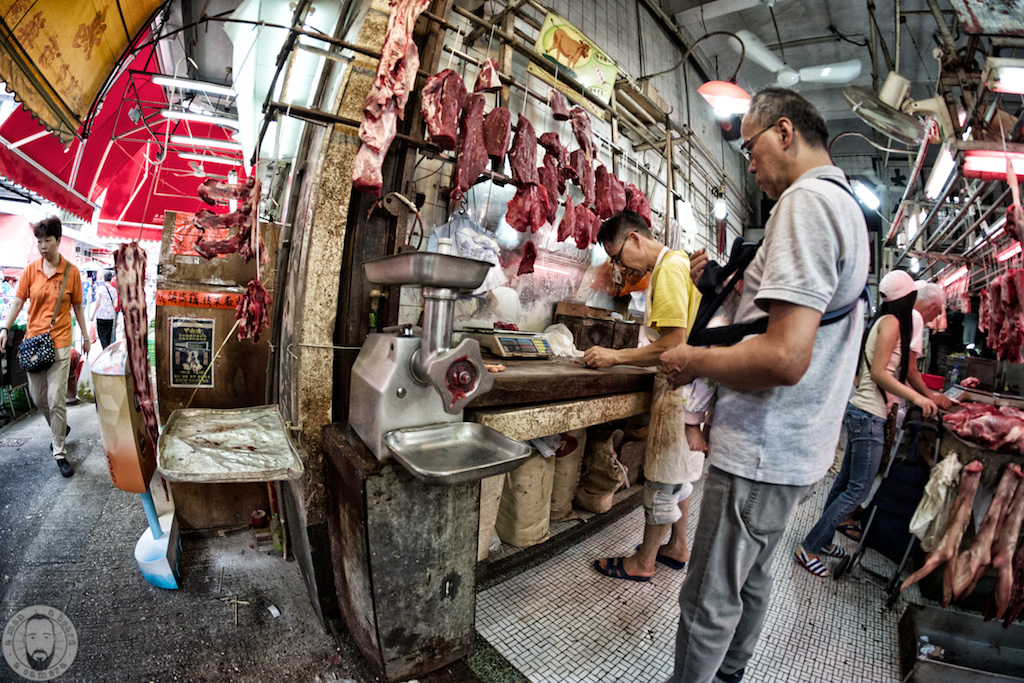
[0,399,370,683]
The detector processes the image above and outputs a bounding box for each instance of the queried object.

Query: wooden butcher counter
[465,358,656,439]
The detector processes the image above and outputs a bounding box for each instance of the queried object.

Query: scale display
[463,331,552,359]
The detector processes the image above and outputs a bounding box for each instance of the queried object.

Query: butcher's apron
[643,247,703,485]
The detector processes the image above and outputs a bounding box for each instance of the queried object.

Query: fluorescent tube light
[176,152,243,166]
[962,150,1024,181]
[152,75,235,97]
[925,146,956,200]
[852,181,880,210]
[984,57,1024,95]
[161,109,240,129]
[998,242,1022,263]
[940,265,968,288]
[169,135,243,151]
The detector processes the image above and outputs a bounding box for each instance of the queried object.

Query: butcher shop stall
[7,0,1024,681]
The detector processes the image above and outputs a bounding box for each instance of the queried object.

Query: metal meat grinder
[349,250,529,484]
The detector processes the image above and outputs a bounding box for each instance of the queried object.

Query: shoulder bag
[18,260,70,373]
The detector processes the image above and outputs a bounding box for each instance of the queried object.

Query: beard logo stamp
[2,605,78,680]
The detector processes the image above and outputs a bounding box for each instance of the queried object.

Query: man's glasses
[739,121,778,161]
[607,235,630,267]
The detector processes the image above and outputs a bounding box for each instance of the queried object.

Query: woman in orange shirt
[0,218,90,477]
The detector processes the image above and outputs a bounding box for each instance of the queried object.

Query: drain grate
[0,438,27,447]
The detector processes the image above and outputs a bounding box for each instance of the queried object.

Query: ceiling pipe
[892,167,961,266]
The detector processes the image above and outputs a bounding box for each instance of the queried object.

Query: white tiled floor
[477,466,951,683]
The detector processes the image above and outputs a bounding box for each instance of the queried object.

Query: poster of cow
[528,13,618,120]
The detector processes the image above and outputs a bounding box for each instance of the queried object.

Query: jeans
[668,467,814,682]
[801,404,886,553]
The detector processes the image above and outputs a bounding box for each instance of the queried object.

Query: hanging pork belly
[421,68,468,150]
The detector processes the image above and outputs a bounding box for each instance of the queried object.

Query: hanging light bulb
[714,197,728,220]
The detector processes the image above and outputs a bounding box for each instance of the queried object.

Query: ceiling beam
[674,0,769,25]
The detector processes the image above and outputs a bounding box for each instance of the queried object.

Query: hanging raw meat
[1007,202,1024,243]
[986,478,1024,622]
[508,114,539,186]
[236,279,272,343]
[539,132,568,193]
[517,240,537,275]
[198,176,256,206]
[625,183,652,226]
[575,205,601,249]
[352,0,430,195]
[193,180,265,265]
[483,106,511,162]
[538,154,561,223]
[506,184,549,233]
[114,243,159,465]
[548,89,570,120]
[900,460,984,604]
[979,269,1024,362]
[474,58,502,93]
[421,68,468,150]
[450,93,488,204]
[950,464,1022,601]
[569,148,595,208]
[557,197,576,243]
[595,165,627,219]
[569,106,597,160]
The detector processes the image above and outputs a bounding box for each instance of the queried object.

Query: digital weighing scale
[460,329,552,359]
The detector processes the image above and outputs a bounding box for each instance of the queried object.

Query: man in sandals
[660,88,869,683]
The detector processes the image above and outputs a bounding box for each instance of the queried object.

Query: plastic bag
[77,356,95,402]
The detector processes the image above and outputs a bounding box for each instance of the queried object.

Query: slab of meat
[505,184,549,233]
[557,196,576,243]
[236,279,272,343]
[1000,529,1024,627]
[421,68,467,150]
[595,165,627,219]
[352,0,429,195]
[569,149,595,208]
[538,154,561,223]
[549,88,570,121]
[539,132,568,193]
[985,476,1024,622]
[451,93,488,204]
[483,106,511,162]
[960,376,981,389]
[901,460,984,603]
[569,106,597,160]
[950,463,1022,601]
[626,183,652,226]
[517,240,537,275]
[574,205,600,249]
[194,233,243,259]
[979,269,1024,362]
[199,176,256,206]
[114,243,159,468]
[508,114,539,186]
[1006,203,1024,243]
[474,58,502,93]
[943,402,1024,455]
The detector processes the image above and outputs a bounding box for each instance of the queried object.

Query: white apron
[643,248,703,485]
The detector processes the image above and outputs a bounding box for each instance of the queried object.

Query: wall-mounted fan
[844,72,953,145]
[732,30,862,86]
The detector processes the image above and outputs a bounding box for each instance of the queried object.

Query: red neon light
[962,150,1024,181]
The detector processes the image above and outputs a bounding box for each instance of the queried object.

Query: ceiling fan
[732,30,862,86]
[172,160,229,180]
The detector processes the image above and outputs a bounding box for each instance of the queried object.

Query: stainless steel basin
[383,422,531,485]
[363,252,491,289]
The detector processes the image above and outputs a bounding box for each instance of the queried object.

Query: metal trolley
[831,408,941,609]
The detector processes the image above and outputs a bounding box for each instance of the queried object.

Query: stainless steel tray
[383,422,531,485]
[363,252,491,289]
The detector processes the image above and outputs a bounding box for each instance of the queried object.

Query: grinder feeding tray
[349,250,529,483]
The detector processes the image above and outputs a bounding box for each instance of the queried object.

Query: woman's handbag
[18,262,70,374]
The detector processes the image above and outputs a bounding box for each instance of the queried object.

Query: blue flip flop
[636,544,687,570]
[593,557,651,582]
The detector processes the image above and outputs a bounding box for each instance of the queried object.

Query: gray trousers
[26,346,72,457]
[668,466,815,682]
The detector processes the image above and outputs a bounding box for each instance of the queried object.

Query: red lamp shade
[962,150,1024,181]
[698,81,751,117]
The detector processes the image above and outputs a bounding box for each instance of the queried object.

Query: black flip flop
[593,557,651,582]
